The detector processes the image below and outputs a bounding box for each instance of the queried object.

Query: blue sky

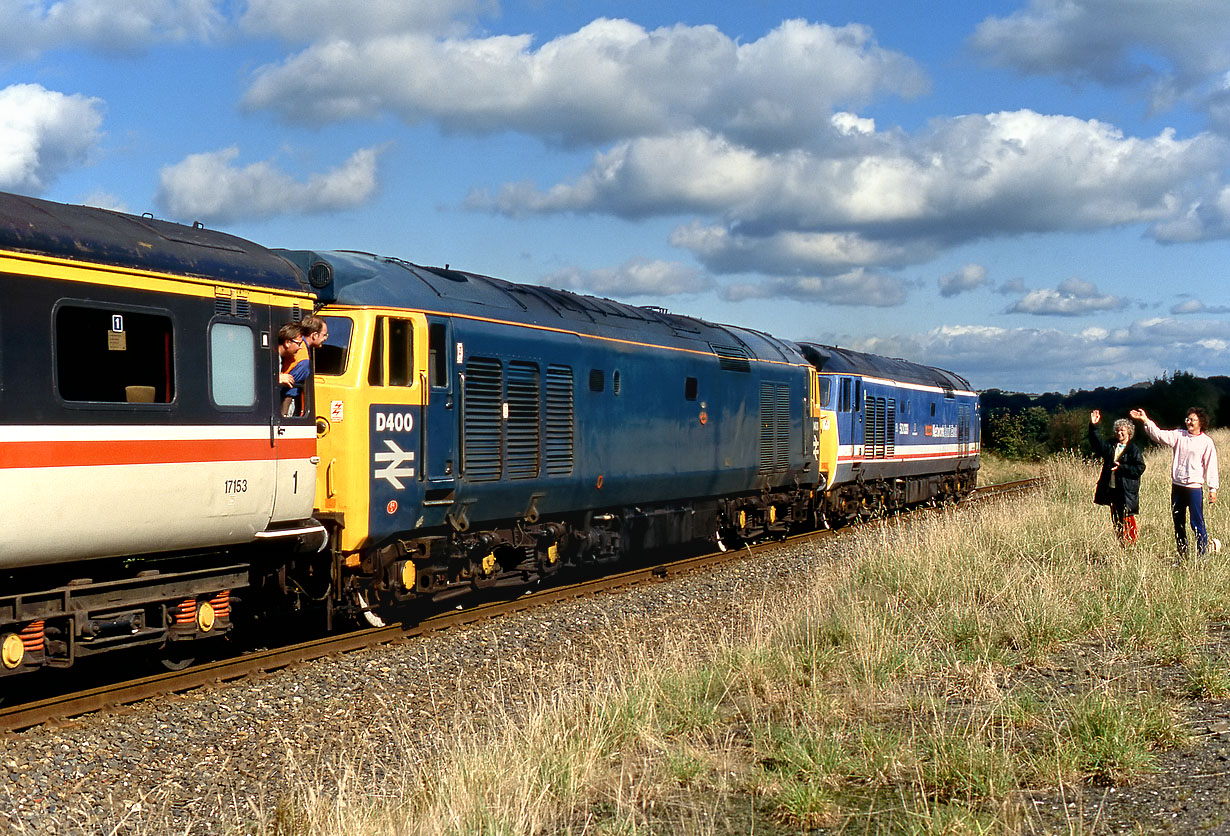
[3,0,1230,394]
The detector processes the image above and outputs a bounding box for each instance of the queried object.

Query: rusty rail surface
[0,478,1039,732]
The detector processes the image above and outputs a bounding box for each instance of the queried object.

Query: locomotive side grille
[463,358,503,482]
[710,344,751,373]
[545,365,575,476]
[759,383,774,472]
[759,382,790,473]
[775,384,791,471]
[886,398,896,457]
[867,397,886,458]
[212,288,251,318]
[506,361,540,479]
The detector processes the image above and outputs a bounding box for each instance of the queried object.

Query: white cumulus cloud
[0,0,224,56]
[722,269,909,308]
[155,145,383,223]
[542,259,711,298]
[971,0,1230,88]
[830,317,1230,392]
[474,112,1225,278]
[0,83,104,193]
[1007,277,1130,316]
[240,0,491,41]
[938,264,989,298]
[242,18,926,149]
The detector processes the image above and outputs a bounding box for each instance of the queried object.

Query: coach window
[314,316,353,376]
[56,304,174,404]
[209,322,256,407]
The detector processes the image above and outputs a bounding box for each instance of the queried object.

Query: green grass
[234,431,1230,836]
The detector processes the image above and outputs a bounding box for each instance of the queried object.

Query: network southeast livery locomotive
[0,192,979,678]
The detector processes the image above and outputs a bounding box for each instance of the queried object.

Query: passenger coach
[0,193,323,676]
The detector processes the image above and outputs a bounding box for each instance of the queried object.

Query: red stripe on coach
[0,437,316,468]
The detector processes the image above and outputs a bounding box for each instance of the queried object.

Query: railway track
[0,478,1040,732]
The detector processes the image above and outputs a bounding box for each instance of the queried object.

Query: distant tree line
[980,371,1230,460]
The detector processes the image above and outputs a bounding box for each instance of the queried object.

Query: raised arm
[1130,407,1178,447]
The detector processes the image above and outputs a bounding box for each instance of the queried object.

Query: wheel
[157,644,195,672]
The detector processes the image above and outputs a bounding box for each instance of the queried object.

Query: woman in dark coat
[1089,409,1146,545]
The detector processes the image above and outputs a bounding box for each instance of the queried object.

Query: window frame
[52,298,177,410]
[207,319,258,411]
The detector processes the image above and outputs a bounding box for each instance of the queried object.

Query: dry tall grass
[244,431,1230,834]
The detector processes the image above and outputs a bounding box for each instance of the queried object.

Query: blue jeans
[1171,485,1208,556]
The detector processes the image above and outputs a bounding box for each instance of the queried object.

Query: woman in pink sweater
[1129,406,1219,558]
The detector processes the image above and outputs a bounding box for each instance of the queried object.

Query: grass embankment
[976,451,1045,486]
[267,432,1230,835]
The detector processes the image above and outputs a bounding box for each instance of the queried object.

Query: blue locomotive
[278,249,980,619]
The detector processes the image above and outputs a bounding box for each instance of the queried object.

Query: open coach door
[266,312,319,532]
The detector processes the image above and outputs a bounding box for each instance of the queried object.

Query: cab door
[851,378,865,460]
[365,314,428,540]
[271,315,317,524]
[423,317,457,503]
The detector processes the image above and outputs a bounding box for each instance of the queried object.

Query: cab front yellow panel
[313,309,429,554]
[809,368,838,489]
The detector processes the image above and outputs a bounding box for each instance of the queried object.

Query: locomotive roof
[796,342,973,392]
[0,190,307,291]
[280,249,807,365]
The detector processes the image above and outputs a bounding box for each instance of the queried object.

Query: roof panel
[0,191,306,291]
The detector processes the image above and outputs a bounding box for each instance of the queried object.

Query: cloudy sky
[3,0,1229,393]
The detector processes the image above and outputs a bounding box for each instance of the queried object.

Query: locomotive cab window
[368,316,414,387]
[816,377,832,409]
[56,305,174,404]
[314,316,353,376]
[388,318,413,386]
[685,376,698,401]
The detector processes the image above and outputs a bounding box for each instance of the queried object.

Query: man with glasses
[277,322,310,416]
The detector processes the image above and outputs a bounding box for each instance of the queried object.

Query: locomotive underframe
[335,462,977,621]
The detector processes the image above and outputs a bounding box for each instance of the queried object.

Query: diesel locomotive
[0,192,979,678]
